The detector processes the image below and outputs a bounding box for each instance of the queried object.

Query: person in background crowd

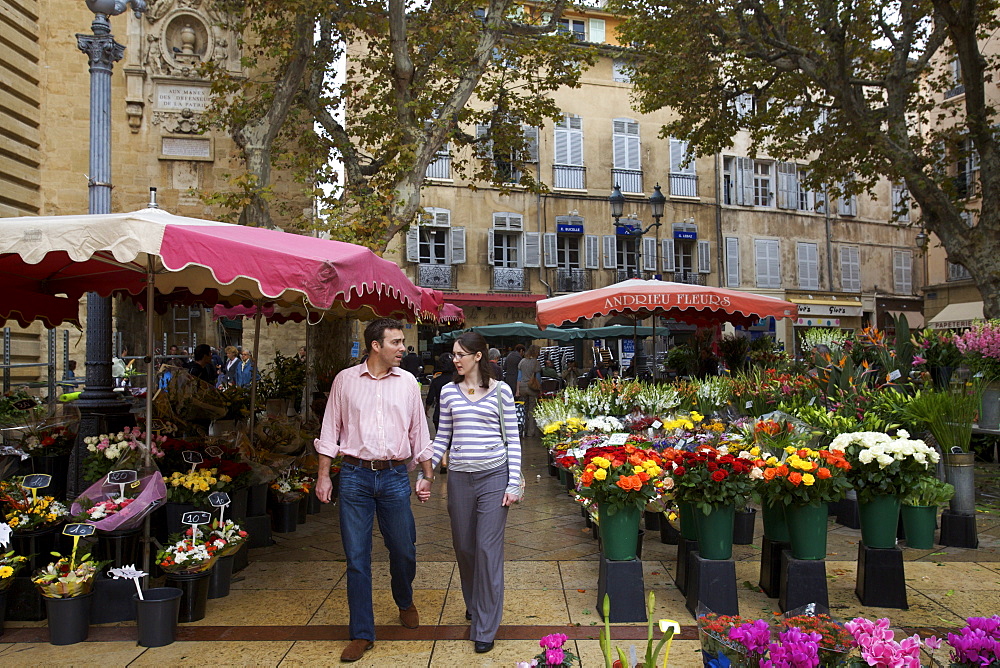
[540,359,560,381]
[425,353,454,432]
[488,348,503,380]
[168,344,180,357]
[297,346,307,363]
[314,318,434,663]
[584,359,609,383]
[59,360,78,392]
[426,331,521,655]
[401,345,423,378]
[562,360,581,389]
[220,346,239,386]
[516,344,541,437]
[211,347,224,377]
[185,344,218,386]
[503,344,524,390]
[235,349,257,388]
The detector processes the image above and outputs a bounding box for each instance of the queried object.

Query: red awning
[444,293,546,308]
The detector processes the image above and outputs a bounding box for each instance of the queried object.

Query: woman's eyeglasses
[453,352,476,358]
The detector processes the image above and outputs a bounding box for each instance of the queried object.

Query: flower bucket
[785,502,828,560]
[134,587,182,647]
[95,527,142,569]
[659,515,681,545]
[901,504,937,549]
[858,494,901,549]
[761,500,790,543]
[598,502,641,561]
[733,507,756,545]
[12,525,59,572]
[271,500,298,533]
[929,366,954,389]
[247,482,268,516]
[207,554,235,599]
[694,505,735,560]
[0,589,6,637]
[981,385,1000,431]
[44,592,93,645]
[677,500,699,541]
[644,510,661,531]
[164,569,211,623]
[297,496,308,524]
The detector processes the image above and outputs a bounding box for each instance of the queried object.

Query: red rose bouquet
[577,444,666,515]
[665,445,760,515]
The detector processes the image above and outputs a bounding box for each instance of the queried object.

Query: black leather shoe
[474,641,494,653]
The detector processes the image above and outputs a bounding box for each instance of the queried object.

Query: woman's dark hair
[452,332,493,389]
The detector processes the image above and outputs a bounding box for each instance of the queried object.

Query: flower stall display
[0,477,68,532]
[71,467,168,532]
[33,551,106,599]
[755,444,851,559]
[155,535,220,575]
[164,468,233,504]
[955,319,1000,379]
[947,615,1000,667]
[577,443,665,560]
[0,550,28,589]
[20,422,77,458]
[270,469,313,503]
[778,607,856,668]
[831,430,939,548]
[663,443,759,559]
[844,617,924,668]
[698,611,758,667]
[900,476,954,549]
[207,519,249,557]
[81,427,167,482]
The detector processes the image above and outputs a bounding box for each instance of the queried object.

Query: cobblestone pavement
[2,436,998,666]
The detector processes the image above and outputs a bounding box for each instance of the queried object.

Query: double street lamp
[607,183,668,377]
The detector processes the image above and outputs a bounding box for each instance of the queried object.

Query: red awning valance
[444,293,546,308]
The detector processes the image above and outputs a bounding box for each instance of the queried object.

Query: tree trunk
[238,144,273,228]
[312,317,356,393]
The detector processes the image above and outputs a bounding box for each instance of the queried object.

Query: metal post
[70,6,144,498]
[62,330,70,377]
[47,329,56,405]
[3,328,10,394]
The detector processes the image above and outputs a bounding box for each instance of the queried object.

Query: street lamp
[649,183,665,225]
[609,184,625,224]
[71,0,147,497]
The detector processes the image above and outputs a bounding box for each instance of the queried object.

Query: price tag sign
[110,564,148,600]
[651,420,662,429]
[208,491,231,522]
[12,399,35,411]
[182,510,212,543]
[606,433,629,446]
[22,473,51,505]
[0,523,11,549]
[745,401,753,409]
[808,396,816,406]
[205,446,224,458]
[107,469,138,498]
[62,523,96,570]
[888,369,902,381]
[182,450,203,473]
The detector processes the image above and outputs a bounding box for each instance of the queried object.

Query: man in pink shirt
[315,318,435,663]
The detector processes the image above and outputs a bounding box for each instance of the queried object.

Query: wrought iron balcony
[417,264,455,290]
[492,266,525,292]
[669,173,698,197]
[555,268,591,293]
[553,165,586,189]
[671,271,705,285]
[616,269,644,282]
[612,169,643,195]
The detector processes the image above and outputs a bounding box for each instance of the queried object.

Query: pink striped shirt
[314,362,432,470]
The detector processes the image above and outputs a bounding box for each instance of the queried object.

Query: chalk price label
[62,523,96,537]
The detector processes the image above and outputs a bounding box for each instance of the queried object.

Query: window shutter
[487,229,495,265]
[523,232,540,267]
[431,208,450,226]
[406,227,419,263]
[768,241,781,288]
[755,239,780,288]
[554,118,569,165]
[894,250,913,294]
[569,117,583,166]
[725,237,740,287]
[584,234,599,269]
[523,125,539,162]
[777,162,795,209]
[840,246,860,292]
[670,138,694,174]
[508,213,523,230]
[612,125,627,170]
[543,232,558,268]
[588,18,605,43]
[661,237,675,272]
[602,235,617,269]
[736,157,753,205]
[797,242,819,290]
[698,239,711,274]
[449,227,466,264]
[612,58,630,83]
[475,125,491,159]
[642,236,657,271]
[493,212,507,230]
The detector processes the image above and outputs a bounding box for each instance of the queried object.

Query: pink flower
[545,648,564,665]
[925,636,941,650]
[912,356,926,366]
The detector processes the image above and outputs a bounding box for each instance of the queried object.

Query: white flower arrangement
[584,415,624,433]
[695,377,732,411]
[829,430,939,470]
[533,396,584,431]
[634,383,681,414]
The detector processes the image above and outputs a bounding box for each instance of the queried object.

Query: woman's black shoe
[474,641,494,653]
[440,466,448,474]
[465,610,472,621]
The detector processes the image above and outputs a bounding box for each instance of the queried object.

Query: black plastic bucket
[297,496,308,524]
[271,501,298,533]
[734,508,757,545]
[164,570,212,623]
[134,587,183,647]
[44,592,93,645]
[208,554,235,599]
[96,527,142,568]
[247,483,268,517]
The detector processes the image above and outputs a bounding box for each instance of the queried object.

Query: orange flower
[629,453,645,466]
[636,471,650,482]
[788,472,803,486]
[776,465,789,477]
[817,467,831,479]
[762,468,777,481]
[616,475,642,492]
[581,470,594,485]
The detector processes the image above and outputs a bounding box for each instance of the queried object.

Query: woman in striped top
[426,331,521,654]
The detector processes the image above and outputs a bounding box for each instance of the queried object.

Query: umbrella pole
[652,314,657,381]
[248,301,263,446]
[143,259,155,582]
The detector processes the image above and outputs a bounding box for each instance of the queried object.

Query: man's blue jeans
[339,462,417,641]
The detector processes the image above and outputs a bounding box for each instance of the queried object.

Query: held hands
[415,478,433,503]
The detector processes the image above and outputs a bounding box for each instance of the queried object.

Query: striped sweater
[430,381,522,495]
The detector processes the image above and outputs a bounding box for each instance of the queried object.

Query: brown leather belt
[341,455,405,470]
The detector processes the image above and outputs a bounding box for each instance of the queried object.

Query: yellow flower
[802,473,816,486]
[645,465,662,477]
[171,480,181,487]
[593,468,607,481]
[690,412,704,423]
[0,566,12,578]
[543,422,562,435]
[592,457,611,469]
[785,446,797,454]
[766,456,779,466]
[749,446,761,457]
[220,475,232,483]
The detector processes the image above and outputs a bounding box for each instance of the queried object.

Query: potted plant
[206,519,248,599]
[81,427,166,483]
[258,350,306,414]
[742,417,812,543]
[597,592,678,668]
[519,632,582,667]
[155,534,220,623]
[663,445,759,560]
[269,469,312,533]
[831,430,940,548]
[161,467,234,535]
[1,479,69,570]
[955,319,1000,429]
[20,411,79,499]
[577,444,666,561]
[754,445,852,560]
[0,549,28,635]
[33,549,107,645]
[900,476,954,549]
[913,328,963,388]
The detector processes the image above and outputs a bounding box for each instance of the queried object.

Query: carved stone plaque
[160,136,212,161]
[155,82,210,111]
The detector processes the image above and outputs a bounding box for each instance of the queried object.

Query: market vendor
[185,344,219,386]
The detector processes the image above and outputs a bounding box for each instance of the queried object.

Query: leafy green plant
[599,592,677,668]
[665,345,698,376]
[903,386,982,453]
[902,476,954,507]
[718,333,750,373]
[258,351,305,403]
